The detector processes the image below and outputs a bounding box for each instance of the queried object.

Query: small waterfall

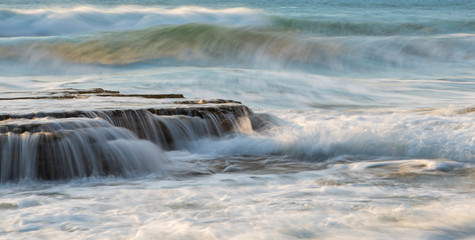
[86,106,278,150]
[0,118,168,182]
[0,104,277,182]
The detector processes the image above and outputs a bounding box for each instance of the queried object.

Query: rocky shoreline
[0,89,276,182]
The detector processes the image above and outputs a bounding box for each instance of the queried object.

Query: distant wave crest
[2,5,475,38]
[0,6,267,37]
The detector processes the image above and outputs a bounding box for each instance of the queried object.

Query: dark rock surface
[0,88,184,100]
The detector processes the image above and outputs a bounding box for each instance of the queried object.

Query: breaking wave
[183,109,475,163]
[0,6,267,37]
[0,5,474,75]
[2,5,475,38]
[1,23,474,74]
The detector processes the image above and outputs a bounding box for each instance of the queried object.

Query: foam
[1,168,474,239]
[170,110,475,163]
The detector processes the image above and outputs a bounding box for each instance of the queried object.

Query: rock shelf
[0,89,276,181]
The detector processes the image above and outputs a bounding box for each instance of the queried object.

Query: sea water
[1,0,475,239]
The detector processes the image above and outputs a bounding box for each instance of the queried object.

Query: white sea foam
[1,167,474,239]
[169,109,475,163]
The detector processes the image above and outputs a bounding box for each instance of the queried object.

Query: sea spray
[169,109,475,163]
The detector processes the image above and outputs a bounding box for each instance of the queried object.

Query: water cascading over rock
[0,89,276,182]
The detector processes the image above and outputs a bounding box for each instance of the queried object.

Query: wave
[269,16,475,36]
[2,5,475,38]
[0,23,474,75]
[0,6,267,37]
[182,110,475,163]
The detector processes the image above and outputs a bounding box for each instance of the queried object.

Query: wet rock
[0,91,277,182]
[0,88,184,101]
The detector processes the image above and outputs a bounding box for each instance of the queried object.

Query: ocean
[1,0,475,239]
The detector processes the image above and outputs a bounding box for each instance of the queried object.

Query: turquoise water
[1,1,475,239]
